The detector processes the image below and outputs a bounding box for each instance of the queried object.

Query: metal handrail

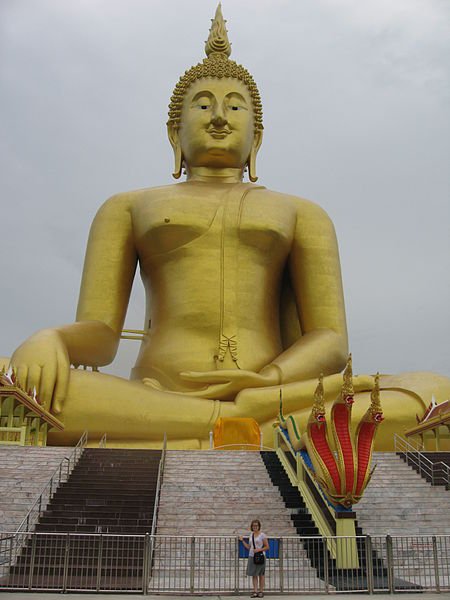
[98,433,107,448]
[5,529,450,540]
[394,433,450,487]
[150,433,167,536]
[276,427,343,536]
[148,433,167,581]
[15,430,88,534]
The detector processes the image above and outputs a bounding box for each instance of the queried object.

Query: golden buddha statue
[5,6,450,449]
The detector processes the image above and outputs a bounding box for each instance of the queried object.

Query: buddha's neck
[186,166,245,184]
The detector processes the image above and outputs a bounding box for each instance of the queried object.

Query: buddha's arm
[68,193,137,365]
[10,193,137,411]
[261,200,348,382]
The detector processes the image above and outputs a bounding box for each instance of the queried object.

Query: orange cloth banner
[213,417,261,450]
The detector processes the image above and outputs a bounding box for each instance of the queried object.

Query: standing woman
[240,519,270,597]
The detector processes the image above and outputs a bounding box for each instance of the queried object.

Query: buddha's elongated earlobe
[167,123,183,179]
[248,130,263,183]
[172,145,183,179]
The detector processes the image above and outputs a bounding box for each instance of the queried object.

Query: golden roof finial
[342,353,354,398]
[205,4,232,59]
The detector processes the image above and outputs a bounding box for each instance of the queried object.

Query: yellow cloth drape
[213,417,261,450]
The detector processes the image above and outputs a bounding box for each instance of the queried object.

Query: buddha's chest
[133,191,295,260]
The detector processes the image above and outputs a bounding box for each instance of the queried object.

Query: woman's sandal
[257,593,264,598]
[250,593,258,598]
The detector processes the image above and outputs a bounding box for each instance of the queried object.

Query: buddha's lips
[207,128,231,138]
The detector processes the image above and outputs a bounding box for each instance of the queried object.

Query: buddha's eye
[231,106,240,111]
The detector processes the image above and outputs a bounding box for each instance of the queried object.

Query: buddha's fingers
[52,348,69,415]
[182,383,236,400]
[143,377,221,399]
[40,362,57,412]
[180,371,232,383]
[234,373,375,422]
[142,377,166,391]
[16,364,28,393]
[26,364,42,397]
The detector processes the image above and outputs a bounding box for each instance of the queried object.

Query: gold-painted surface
[168,3,263,142]
[311,374,326,423]
[405,404,450,436]
[341,354,354,399]
[6,6,450,449]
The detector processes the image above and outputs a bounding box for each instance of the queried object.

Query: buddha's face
[177,77,258,170]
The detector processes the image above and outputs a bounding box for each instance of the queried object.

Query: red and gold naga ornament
[281,356,384,508]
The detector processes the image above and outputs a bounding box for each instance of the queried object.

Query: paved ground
[0,594,449,599]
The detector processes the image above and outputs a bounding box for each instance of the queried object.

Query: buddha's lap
[2,357,448,449]
[59,368,448,424]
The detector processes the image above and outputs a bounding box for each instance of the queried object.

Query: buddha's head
[167,4,263,181]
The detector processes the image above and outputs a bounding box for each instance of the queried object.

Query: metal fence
[394,434,450,487]
[1,532,449,594]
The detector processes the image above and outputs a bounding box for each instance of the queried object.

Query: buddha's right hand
[234,373,375,421]
[9,329,69,414]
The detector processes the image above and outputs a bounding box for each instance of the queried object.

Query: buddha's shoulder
[96,185,181,212]
[258,187,333,222]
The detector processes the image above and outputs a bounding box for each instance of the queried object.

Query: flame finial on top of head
[205,4,232,59]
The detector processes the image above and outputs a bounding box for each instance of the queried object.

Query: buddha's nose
[211,105,227,127]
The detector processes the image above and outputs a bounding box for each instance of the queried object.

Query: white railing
[147,433,167,589]
[394,433,450,487]
[15,430,88,535]
[0,532,449,594]
[98,433,107,448]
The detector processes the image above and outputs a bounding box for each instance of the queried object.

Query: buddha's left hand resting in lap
[6,7,450,448]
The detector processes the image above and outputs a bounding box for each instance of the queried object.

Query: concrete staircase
[36,448,160,534]
[151,450,325,592]
[6,449,162,591]
[158,450,296,536]
[353,452,450,536]
[261,450,388,592]
[353,452,450,590]
[0,446,71,532]
[399,451,450,488]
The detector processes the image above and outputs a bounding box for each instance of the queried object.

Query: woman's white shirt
[248,532,268,557]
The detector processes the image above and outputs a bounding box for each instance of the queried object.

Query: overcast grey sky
[1,0,449,379]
